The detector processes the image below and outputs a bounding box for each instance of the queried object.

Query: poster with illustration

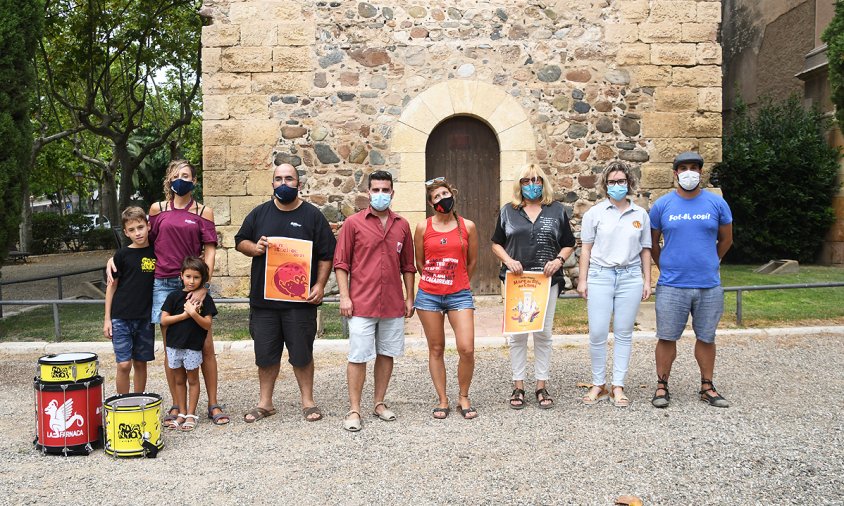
[503,271,551,335]
[264,237,312,302]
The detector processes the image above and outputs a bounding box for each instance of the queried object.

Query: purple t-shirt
[149,201,217,279]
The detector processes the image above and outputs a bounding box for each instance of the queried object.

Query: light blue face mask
[607,184,628,201]
[521,184,543,201]
[370,192,392,211]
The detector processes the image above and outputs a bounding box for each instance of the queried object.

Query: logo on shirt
[396,242,402,253]
[185,219,196,225]
[632,221,642,229]
[141,257,156,272]
[440,238,448,245]
[291,222,302,227]
[668,213,711,222]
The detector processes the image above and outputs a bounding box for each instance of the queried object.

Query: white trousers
[508,284,560,381]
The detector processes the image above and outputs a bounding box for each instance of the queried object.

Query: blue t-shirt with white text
[649,191,732,288]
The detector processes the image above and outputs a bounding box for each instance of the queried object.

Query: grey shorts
[347,316,405,363]
[166,347,203,371]
[655,285,724,343]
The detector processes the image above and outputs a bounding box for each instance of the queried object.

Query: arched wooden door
[426,116,500,295]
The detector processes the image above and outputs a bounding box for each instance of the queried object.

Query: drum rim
[34,375,104,390]
[38,352,98,365]
[104,392,162,410]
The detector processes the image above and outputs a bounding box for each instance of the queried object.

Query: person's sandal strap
[509,388,526,409]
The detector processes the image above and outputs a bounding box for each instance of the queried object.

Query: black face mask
[171,179,195,196]
[273,183,298,204]
[433,196,454,214]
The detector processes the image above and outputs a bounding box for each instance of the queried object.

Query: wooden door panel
[426,117,500,295]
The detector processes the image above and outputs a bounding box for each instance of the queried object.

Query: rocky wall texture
[200,0,724,295]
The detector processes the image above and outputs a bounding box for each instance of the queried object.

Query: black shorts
[249,306,317,368]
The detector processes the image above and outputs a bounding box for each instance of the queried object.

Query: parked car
[82,214,111,230]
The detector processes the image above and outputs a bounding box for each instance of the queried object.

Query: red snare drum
[34,376,103,456]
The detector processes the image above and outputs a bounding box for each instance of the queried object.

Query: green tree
[822,1,844,127]
[0,0,42,260]
[713,96,840,263]
[40,0,203,224]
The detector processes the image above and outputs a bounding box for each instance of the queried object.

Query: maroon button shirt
[333,208,416,318]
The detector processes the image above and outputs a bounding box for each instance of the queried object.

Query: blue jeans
[586,265,644,387]
[152,277,183,324]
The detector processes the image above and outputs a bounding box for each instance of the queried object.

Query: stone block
[391,122,429,153]
[202,24,240,47]
[277,22,316,46]
[604,23,639,43]
[273,46,312,71]
[203,146,226,171]
[202,48,222,73]
[500,151,528,178]
[216,275,250,298]
[215,226,242,248]
[205,171,248,196]
[240,119,282,146]
[639,22,683,43]
[651,43,697,66]
[697,2,722,23]
[251,72,311,93]
[617,0,649,22]
[419,82,454,121]
[648,1,697,23]
[204,120,243,146]
[640,163,675,189]
[241,22,277,46]
[499,120,537,151]
[227,249,254,277]
[448,79,478,114]
[682,22,718,43]
[230,2,308,23]
[651,138,700,162]
[698,87,722,112]
[202,72,251,95]
[204,95,229,120]
[616,43,650,65]
[401,96,440,133]
[402,212,427,238]
[213,248,228,276]
[221,47,273,73]
[642,112,721,137]
[696,43,723,65]
[398,152,426,182]
[391,181,420,212]
[654,86,698,111]
[631,65,672,86]
[699,138,722,163]
[672,66,721,87]
[230,195,269,224]
[488,96,530,133]
[226,145,274,171]
[500,179,516,207]
[203,196,231,226]
[471,84,507,120]
[246,168,276,195]
[227,95,269,119]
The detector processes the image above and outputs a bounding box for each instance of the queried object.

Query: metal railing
[1,282,843,341]
[0,267,105,318]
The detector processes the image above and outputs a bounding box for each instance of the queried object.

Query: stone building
[200,0,724,296]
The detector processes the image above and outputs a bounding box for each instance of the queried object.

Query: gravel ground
[0,331,842,505]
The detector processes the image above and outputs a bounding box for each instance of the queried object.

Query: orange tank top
[418,216,471,295]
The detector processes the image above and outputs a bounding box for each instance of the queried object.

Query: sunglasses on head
[425,177,445,186]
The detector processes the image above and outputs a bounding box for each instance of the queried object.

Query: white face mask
[677,170,700,191]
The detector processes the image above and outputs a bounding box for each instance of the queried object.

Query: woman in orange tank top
[413,178,479,419]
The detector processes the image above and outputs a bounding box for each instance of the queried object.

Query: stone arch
[390,80,537,230]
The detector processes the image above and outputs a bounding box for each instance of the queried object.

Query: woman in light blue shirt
[577,161,652,407]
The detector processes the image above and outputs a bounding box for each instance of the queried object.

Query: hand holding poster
[503,271,551,335]
[264,237,312,302]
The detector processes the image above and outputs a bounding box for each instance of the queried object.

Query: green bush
[822,1,844,127]
[31,213,64,254]
[84,228,116,250]
[62,214,89,252]
[712,96,840,263]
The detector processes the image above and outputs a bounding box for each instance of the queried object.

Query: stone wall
[200,0,724,295]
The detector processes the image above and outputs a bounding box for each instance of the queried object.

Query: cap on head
[673,151,704,170]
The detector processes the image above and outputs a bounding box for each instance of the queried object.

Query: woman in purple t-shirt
[109,160,229,426]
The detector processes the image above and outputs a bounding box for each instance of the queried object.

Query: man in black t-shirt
[235,163,336,423]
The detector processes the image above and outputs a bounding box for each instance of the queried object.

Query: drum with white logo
[34,376,103,455]
[103,393,163,458]
[37,352,99,383]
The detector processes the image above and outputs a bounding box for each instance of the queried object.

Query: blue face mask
[171,179,194,197]
[370,192,391,211]
[521,184,543,201]
[273,183,298,204]
[607,184,628,201]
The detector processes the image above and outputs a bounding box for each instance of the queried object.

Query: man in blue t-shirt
[649,152,733,409]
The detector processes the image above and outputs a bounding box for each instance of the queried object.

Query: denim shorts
[414,288,475,313]
[111,318,155,362]
[347,316,405,363]
[655,285,724,343]
[152,277,183,324]
[166,347,203,371]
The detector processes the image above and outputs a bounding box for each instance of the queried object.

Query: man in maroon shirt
[334,170,416,432]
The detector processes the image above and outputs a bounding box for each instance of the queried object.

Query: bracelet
[556,255,565,262]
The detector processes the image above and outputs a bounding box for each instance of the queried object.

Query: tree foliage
[822,0,844,127]
[713,96,840,263]
[0,0,42,259]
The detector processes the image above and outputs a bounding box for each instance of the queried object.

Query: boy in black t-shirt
[160,257,217,431]
[104,207,157,394]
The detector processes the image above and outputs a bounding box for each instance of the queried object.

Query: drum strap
[142,440,159,458]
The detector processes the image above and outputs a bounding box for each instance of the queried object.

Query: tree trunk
[115,144,138,216]
[101,163,119,226]
[19,177,32,252]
